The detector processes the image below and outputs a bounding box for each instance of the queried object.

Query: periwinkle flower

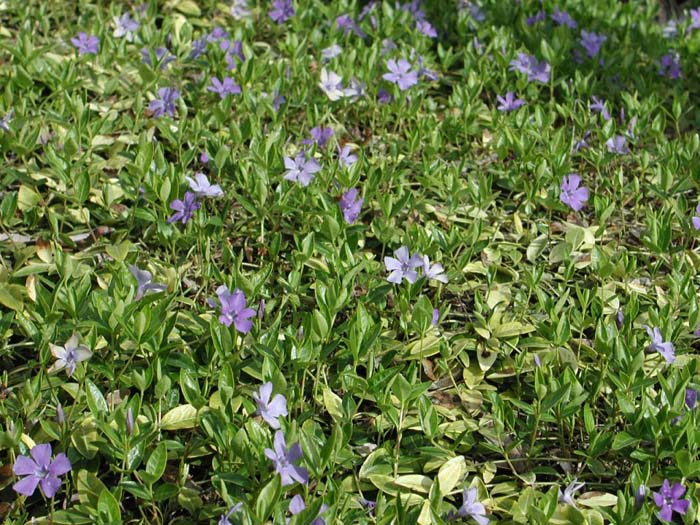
[431,308,440,326]
[71,33,100,55]
[377,88,393,104]
[690,9,700,31]
[322,44,342,62]
[526,11,545,25]
[218,503,243,525]
[580,31,607,58]
[509,53,550,84]
[283,152,321,186]
[382,59,419,91]
[168,191,200,224]
[216,285,256,333]
[113,13,139,41]
[269,0,294,24]
[590,96,610,120]
[552,8,577,28]
[148,87,179,118]
[416,20,437,38]
[458,487,489,525]
[319,68,345,101]
[200,151,209,164]
[559,479,585,508]
[496,92,525,112]
[659,53,681,79]
[253,382,288,429]
[207,27,229,42]
[207,76,241,99]
[634,484,646,509]
[692,203,700,230]
[13,444,71,498]
[186,172,223,198]
[189,38,208,59]
[141,47,175,69]
[338,145,358,168]
[339,188,364,224]
[288,495,328,525]
[606,135,629,155]
[616,309,625,328]
[264,431,309,486]
[49,334,92,377]
[559,174,589,211]
[653,480,689,522]
[129,264,167,300]
[644,325,675,364]
[422,255,448,283]
[336,14,365,37]
[0,109,13,132]
[384,246,423,284]
[302,126,333,148]
[685,388,698,409]
[573,131,591,153]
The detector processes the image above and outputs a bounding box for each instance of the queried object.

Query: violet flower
[692,203,700,230]
[216,285,256,333]
[264,431,309,486]
[559,174,589,211]
[189,38,208,59]
[690,9,700,31]
[634,484,646,509]
[496,92,525,112]
[338,145,358,168]
[580,31,607,58]
[590,96,610,120]
[319,68,345,101]
[141,47,175,69]
[336,14,365,37]
[526,11,545,25]
[653,480,689,522]
[559,479,585,508]
[168,191,200,224]
[551,8,577,28]
[422,255,448,283]
[339,188,363,224]
[0,109,13,132]
[509,53,550,84]
[218,503,243,525]
[659,53,681,79]
[383,59,419,90]
[186,172,223,198]
[148,87,179,118]
[253,382,288,429]
[416,20,437,38]
[288,495,328,525]
[71,33,100,55]
[606,135,629,155]
[377,88,393,104]
[302,126,333,148]
[431,308,440,326]
[269,0,294,24]
[384,246,423,284]
[322,44,342,62]
[458,487,489,525]
[645,325,675,364]
[207,27,229,42]
[113,13,139,41]
[13,444,71,498]
[48,334,92,377]
[129,265,167,300]
[283,152,321,186]
[207,76,242,99]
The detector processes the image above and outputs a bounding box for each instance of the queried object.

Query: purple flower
[383,59,419,90]
[559,174,589,211]
[129,265,167,300]
[200,151,209,164]
[148,87,179,118]
[283,153,321,186]
[189,38,208,59]
[338,145,358,168]
[509,53,550,84]
[141,47,175,69]
[422,255,448,283]
[269,0,294,24]
[458,487,489,525]
[253,382,288,429]
[0,109,13,132]
[551,8,577,28]
[222,40,245,67]
[590,96,611,120]
[653,480,689,522]
[218,503,243,525]
[645,325,675,364]
[319,68,345,101]
[186,172,223,198]
[496,92,525,112]
[322,44,342,62]
[384,246,423,284]
[264,431,309,486]
[113,13,139,41]
[216,286,256,333]
[71,33,99,55]
[559,479,585,508]
[377,88,393,104]
[168,191,200,224]
[659,53,681,79]
[336,14,366,37]
[339,188,363,224]
[431,308,440,326]
[302,126,333,148]
[13,444,71,498]
[685,388,698,409]
[208,27,229,42]
[272,92,286,111]
[526,10,545,25]
[288,495,328,525]
[690,9,700,31]
[606,135,629,155]
[207,76,242,99]
[49,334,92,377]
[692,203,700,230]
[416,20,437,38]
[580,31,607,58]
[635,484,646,509]
[616,309,625,328]
[573,131,591,152]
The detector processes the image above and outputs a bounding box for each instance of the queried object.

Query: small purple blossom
[0,109,13,132]
[189,38,208,59]
[634,484,646,509]
[559,479,585,508]
[416,19,437,38]
[692,203,700,230]
[573,131,591,153]
[458,487,489,525]
[336,14,366,37]
[645,325,675,364]
[253,382,288,429]
[207,76,242,99]
[606,135,629,155]
[129,265,167,300]
[496,92,525,112]
[200,151,209,164]
[218,503,243,525]
[526,10,545,25]
[141,47,175,69]
[382,59,419,91]
[422,255,448,283]
[71,33,100,55]
[207,27,229,42]
[580,31,607,58]
[590,96,611,121]
[338,145,358,168]
[653,480,689,522]
[264,431,309,486]
[48,334,92,377]
[168,191,200,224]
[283,153,321,186]
[149,87,179,118]
[302,126,333,148]
[431,308,440,326]
[559,174,589,211]
[659,53,681,79]
[272,92,286,111]
[377,88,393,104]
[339,188,363,224]
[509,53,550,84]
[269,0,294,24]
[288,495,328,525]
[186,172,223,198]
[13,444,72,498]
[686,388,698,409]
[319,68,345,101]
[690,9,700,31]
[113,13,139,41]
[616,309,625,328]
[385,246,423,284]
[215,285,256,333]
[322,44,342,62]
[551,8,577,28]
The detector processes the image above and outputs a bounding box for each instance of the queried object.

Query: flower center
[35,465,49,480]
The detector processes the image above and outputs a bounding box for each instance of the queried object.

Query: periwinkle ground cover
[3,0,700,524]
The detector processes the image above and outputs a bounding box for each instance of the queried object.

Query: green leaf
[161,404,197,430]
[145,442,167,481]
[85,380,109,416]
[0,283,24,311]
[436,456,466,497]
[255,476,281,521]
[97,489,121,523]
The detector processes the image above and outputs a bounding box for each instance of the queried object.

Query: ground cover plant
[2,0,700,523]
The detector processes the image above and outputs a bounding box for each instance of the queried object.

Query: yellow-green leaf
[436,456,467,496]
[161,404,197,430]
